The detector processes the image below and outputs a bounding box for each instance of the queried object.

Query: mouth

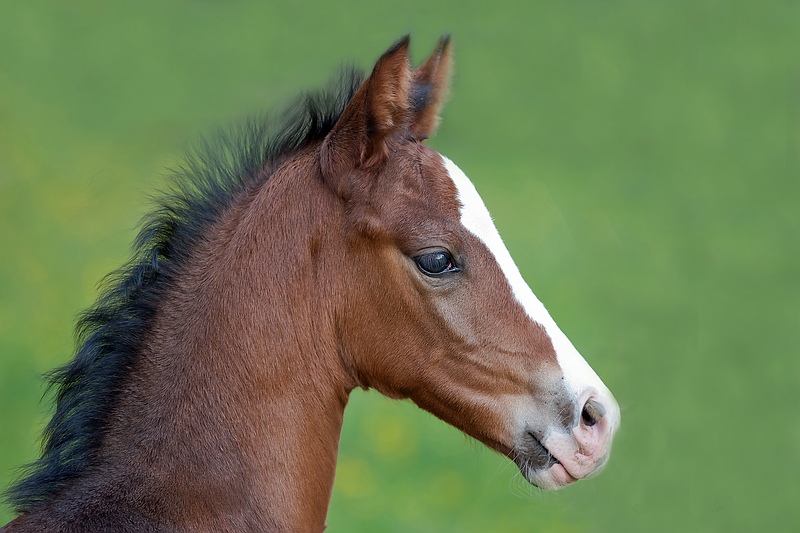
[524,432,559,469]
[512,432,577,490]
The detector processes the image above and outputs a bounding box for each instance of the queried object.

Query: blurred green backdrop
[1,1,798,531]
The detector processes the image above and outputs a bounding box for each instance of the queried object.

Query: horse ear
[321,36,412,191]
[408,35,453,141]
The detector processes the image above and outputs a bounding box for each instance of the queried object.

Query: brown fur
[2,37,577,532]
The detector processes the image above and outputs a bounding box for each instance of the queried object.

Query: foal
[2,36,619,532]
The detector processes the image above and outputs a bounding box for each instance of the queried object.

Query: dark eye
[414,251,460,276]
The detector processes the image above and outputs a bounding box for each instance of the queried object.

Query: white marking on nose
[441,154,618,428]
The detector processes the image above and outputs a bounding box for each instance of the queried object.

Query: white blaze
[441,155,617,419]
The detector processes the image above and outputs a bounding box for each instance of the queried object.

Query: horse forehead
[382,144,461,216]
[439,155,498,245]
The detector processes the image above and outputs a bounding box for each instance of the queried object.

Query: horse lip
[524,432,588,486]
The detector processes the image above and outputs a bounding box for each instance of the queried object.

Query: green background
[1,1,798,531]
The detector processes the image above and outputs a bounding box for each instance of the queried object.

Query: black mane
[4,67,365,511]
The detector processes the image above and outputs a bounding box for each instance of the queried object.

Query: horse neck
[98,150,354,531]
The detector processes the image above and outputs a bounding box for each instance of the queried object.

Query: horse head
[321,36,620,489]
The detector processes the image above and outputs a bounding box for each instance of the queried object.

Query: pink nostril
[581,398,606,427]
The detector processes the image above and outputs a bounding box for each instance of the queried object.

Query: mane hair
[4,67,366,512]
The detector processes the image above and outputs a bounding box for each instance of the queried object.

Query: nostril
[581,399,606,427]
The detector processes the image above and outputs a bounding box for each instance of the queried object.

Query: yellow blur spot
[335,458,376,500]
[371,417,417,460]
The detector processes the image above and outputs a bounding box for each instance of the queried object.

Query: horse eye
[414,251,459,276]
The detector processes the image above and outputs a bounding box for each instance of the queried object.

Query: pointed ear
[408,35,453,141]
[321,36,412,192]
